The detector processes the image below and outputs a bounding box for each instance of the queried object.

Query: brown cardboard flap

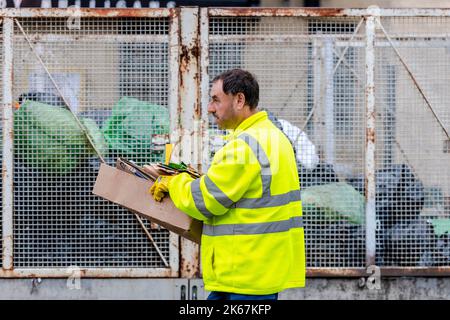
[92,163,201,243]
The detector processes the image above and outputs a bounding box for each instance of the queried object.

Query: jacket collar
[231,110,267,138]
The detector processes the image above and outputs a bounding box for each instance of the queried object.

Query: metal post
[364,8,377,267]
[2,17,14,271]
[324,38,335,165]
[168,8,181,277]
[178,7,201,278]
[200,8,210,174]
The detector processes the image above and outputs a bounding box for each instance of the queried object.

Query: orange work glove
[149,175,174,202]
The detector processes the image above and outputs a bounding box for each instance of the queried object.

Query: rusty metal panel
[0,267,174,278]
[11,15,174,275]
[2,17,14,271]
[365,12,376,267]
[374,16,450,269]
[177,7,201,278]
[0,7,448,279]
[0,19,3,270]
[208,8,450,18]
[206,14,367,269]
[0,8,173,19]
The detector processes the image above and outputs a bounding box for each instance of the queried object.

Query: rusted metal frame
[2,7,450,19]
[209,34,364,41]
[199,8,209,176]
[2,17,14,272]
[377,19,450,140]
[208,7,360,17]
[0,8,173,18]
[307,268,366,277]
[364,12,377,268]
[377,267,450,277]
[0,268,174,278]
[14,17,172,269]
[168,8,182,278]
[208,7,450,18]
[173,7,201,278]
[19,34,169,43]
[336,39,450,48]
[211,34,450,42]
[323,38,335,165]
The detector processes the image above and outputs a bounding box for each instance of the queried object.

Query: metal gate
[1,7,450,278]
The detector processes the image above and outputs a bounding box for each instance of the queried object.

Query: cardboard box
[92,163,202,244]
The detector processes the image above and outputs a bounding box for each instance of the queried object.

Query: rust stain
[2,8,172,18]
[366,127,375,144]
[307,268,366,278]
[209,7,346,17]
[180,242,200,278]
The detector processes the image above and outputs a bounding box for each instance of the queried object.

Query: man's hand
[149,175,174,202]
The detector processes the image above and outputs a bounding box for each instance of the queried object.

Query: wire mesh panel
[0,21,3,269]
[12,17,172,268]
[375,17,450,267]
[208,16,366,268]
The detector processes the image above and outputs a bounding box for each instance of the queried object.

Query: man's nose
[207,102,215,114]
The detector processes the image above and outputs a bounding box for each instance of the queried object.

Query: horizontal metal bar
[307,268,450,277]
[1,8,450,19]
[17,34,169,43]
[0,268,177,278]
[210,34,450,43]
[307,268,366,278]
[209,34,364,42]
[336,40,450,48]
[0,8,174,18]
[379,268,450,277]
[208,7,450,17]
[2,267,448,278]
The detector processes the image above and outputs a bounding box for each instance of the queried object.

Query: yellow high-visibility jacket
[169,111,305,295]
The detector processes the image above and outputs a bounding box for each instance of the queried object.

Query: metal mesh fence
[0,21,3,269]
[12,17,171,268]
[208,16,366,268]
[375,17,450,267]
[1,9,449,275]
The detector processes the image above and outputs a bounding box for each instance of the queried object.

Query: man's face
[208,80,239,130]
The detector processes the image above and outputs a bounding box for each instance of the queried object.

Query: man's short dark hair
[212,69,259,109]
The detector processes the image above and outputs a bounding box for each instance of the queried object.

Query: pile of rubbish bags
[14,96,169,175]
[301,162,449,267]
[12,95,170,267]
[10,95,450,267]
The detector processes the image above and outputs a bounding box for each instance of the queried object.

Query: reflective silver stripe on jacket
[238,133,272,197]
[202,216,304,236]
[203,133,301,209]
[234,189,301,209]
[204,175,235,208]
[191,131,301,216]
[190,178,214,219]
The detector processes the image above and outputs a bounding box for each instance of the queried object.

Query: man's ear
[235,92,246,110]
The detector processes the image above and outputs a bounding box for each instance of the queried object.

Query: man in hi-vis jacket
[150,69,305,300]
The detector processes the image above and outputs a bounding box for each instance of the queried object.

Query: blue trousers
[207,291,278,300]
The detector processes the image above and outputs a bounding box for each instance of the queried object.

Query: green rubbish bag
[102,97,169,163]
[301,182,365,225]
[14,100,108,175]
